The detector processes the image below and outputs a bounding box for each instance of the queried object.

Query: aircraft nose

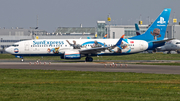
[5,47,11,53]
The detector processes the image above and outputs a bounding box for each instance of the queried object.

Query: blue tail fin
[129,8,171,41]
[135,23,141,35]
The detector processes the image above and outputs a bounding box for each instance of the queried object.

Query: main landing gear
[167,51,171,54]
[85,56,93,62]
[177,50,180,54]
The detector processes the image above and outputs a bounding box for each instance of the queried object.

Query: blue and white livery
[5,8,172,62]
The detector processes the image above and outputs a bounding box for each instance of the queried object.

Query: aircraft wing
[80,34,125,54]
[80,47,110,54]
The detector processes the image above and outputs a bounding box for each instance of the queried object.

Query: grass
[0,69,180,100]
[1,53,180,65]
[1,53,180,61]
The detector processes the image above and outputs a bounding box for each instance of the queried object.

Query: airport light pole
[107,14,111,38]
[173,12,177,38]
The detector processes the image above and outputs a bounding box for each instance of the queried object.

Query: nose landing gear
[21,58,24,62]
[15,55,24,62]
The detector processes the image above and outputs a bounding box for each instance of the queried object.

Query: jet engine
[63,51,81,59]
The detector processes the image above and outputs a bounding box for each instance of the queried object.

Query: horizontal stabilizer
[152,38,174,44]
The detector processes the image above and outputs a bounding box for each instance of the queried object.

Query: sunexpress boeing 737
[5,8,171,62]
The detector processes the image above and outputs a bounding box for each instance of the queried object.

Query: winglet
[103,34,108,39]
[116,34,124,46]
[108,34,124,51]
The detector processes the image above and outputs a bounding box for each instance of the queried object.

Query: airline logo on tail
[129,8,171,41]
[157,17,166,24]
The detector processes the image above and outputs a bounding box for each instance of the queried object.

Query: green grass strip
[1,53,180,60]
[0,69,180,100]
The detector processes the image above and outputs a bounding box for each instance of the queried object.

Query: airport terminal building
[1,22,180,53]
[96,21,180,39]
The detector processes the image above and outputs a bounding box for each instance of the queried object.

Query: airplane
[5,8,171,62]
[156,39,180,54]
[135,21,180,54]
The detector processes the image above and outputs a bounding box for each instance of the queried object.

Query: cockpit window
[176,42,180,44]
[12,44,19,47]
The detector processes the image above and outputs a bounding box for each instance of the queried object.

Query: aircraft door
[24,42,29,51]
[140,43,143,50]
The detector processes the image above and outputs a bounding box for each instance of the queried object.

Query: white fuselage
[5,38,149,57]
[158,39,180,51]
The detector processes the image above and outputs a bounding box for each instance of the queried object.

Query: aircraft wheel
[89,57,93,62]
[177,50,180,54]
[153,49,157,53]
[85,57,93,62]
[167,51,171,54]
[85,57,88,61]
[21,58,24,62]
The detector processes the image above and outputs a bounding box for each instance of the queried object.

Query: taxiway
[0,62,180,74]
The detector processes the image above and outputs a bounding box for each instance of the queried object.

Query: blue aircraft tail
[135,23,141,35]
[129,8,171,41]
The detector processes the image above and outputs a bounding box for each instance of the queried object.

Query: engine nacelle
[64,51,81,59]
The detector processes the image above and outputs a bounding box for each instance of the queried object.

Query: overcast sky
[0,0,179,32]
